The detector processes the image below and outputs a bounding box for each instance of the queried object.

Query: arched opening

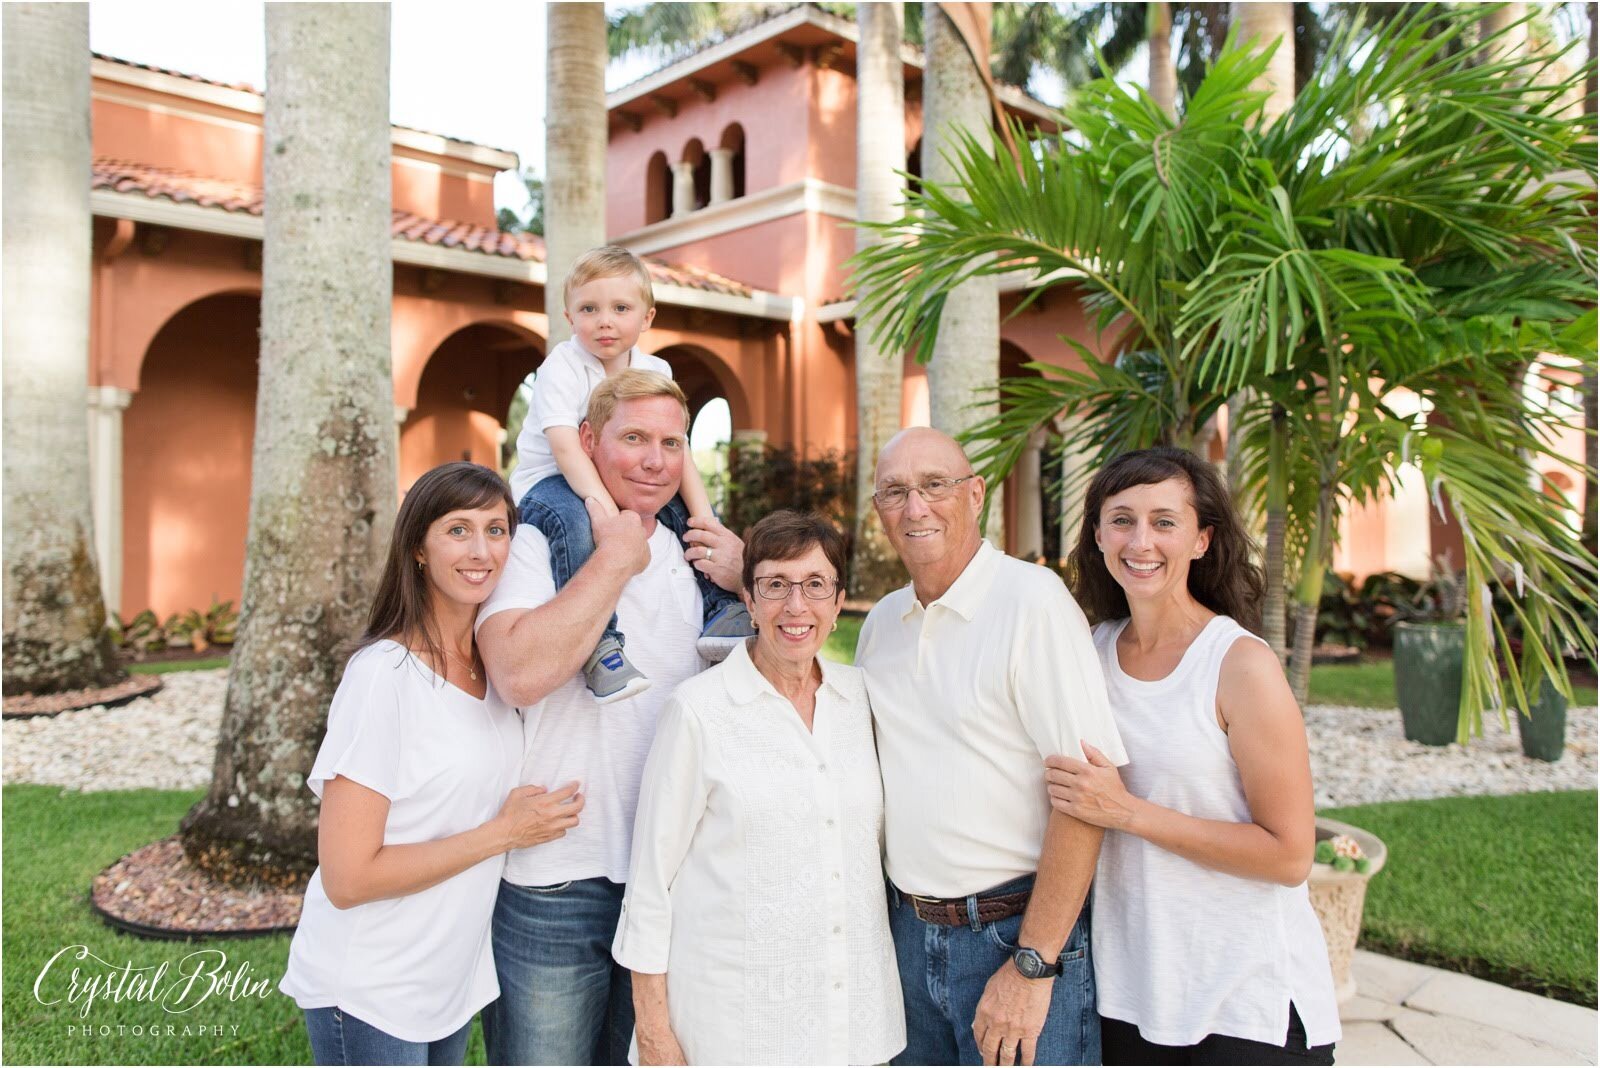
[999,340,1051,560]
[906,136,923,195]
[123,291,260,617]
[683,138,710,212]
[645,150,671,225]
[402,322,543,492]
[718,123,747,200]
[690,397,733,510]
[656,343,748,507]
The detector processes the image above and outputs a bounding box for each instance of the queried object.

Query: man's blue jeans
[302,1007,470,1066]
[518,475,738,648]
[481,877,633,1066]
[889,875,1100,1066]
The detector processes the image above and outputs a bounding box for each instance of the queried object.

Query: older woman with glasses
[612,510,905,1066]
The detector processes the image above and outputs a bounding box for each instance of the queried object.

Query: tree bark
[1,4,124,696]
[923,1,1002,541]
[1262,405,1289,661]
[851,2,910,598]
[180,2,396,882]
[1229,2,1295,123]
[1149,2,1177,121]
[545,2,608,346]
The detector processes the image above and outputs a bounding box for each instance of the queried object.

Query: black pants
[1101,1004,1335,1066]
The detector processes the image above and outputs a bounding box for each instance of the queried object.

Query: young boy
[509,245,754,703]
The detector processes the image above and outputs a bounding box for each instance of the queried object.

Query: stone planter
[1307,817,1387,1003]
[1393,620,1464,745]
[1515,677,1568,762]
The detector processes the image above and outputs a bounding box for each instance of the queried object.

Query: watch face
[1014,949,1044,978]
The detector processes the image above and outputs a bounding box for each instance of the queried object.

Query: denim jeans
[302,1006,470,1066]
[481,877,634,1066]
[518,476,737,648]
[889,875,1100,1066]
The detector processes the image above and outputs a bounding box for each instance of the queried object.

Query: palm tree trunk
[1149,2,1177,121]
[851,2,910,597]
[180,3,395,882]
[1262,403,1289,660]
[924,1,1003,541]
[545,2,607,346]
[1,4,124,696]
[1286,478,1334,704]
[1229,2,1295,122]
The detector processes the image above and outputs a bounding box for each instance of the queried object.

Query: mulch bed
[3,673,163,718]
[91,836,303,940]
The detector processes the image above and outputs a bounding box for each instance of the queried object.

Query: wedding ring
[705,547,713,562]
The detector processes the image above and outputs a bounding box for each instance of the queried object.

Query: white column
[671,160,697,217]
[86,385,133,614]
[709,147,735,204]
[1014,428,1045,560]
[394,404,410,487]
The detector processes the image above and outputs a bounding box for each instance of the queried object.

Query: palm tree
[853,5,1597,735]
[547,3,608,346]
[922,1,1003,539]
[1,4,125,697]
[850,2,910,597]
[1149,3,1178,119]
[179,3,396,881]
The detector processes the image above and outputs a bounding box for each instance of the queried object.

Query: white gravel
[4,666,1597,807]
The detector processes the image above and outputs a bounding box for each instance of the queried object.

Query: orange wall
[122,293,258,618]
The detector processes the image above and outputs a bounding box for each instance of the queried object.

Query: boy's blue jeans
[302,1007,470,1066]
[888,875,1100,1066]
[518,475,738,648]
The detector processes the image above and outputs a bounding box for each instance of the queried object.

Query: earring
[830,620,838,632]
[417,560,425,571]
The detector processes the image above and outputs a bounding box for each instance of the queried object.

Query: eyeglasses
[752,576,839,600]
[872,475,975,510]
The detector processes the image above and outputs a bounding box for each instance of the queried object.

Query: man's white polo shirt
[477,522,704,886]
[857,539,1127,900]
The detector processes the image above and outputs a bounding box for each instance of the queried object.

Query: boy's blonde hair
[585,369,688,436]
[563,245,655,309]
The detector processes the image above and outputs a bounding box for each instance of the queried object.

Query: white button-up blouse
[612,640,906,1066]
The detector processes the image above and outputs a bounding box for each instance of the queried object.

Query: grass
[1320,790,1598,1007]
[0,785,494,1066]
[125,657,230,675]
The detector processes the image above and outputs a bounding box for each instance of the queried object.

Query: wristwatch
[1012,946,1063,980]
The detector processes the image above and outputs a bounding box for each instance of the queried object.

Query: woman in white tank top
[1042,447,1339,1065]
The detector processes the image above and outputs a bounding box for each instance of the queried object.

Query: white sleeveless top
[1090,616,1341,1049]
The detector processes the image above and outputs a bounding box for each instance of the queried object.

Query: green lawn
[1320,790,1598,1007]
[0,785,490,1066]
[126,657,231,675]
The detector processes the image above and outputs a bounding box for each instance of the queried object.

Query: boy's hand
[682,516,745,593]
[587,497,649,578]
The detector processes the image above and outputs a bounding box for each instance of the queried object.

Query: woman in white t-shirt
[1042,447,1339,1065]
[280,462,585,1066]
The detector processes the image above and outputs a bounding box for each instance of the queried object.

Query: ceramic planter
[1307,817,1387,1003]
[1392,620,1464,745]
[1515,677,1568,762]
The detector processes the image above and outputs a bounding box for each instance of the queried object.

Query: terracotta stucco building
[86,10,1582,619]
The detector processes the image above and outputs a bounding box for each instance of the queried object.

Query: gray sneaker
[696,603,757,663]
[583,637,651,705]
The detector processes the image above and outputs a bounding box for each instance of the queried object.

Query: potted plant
[1307,818,1387,1003]
[1515,675,1567,762]
[1392,560,1467,746]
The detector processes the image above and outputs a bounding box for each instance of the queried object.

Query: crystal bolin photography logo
[33,944,274,1037]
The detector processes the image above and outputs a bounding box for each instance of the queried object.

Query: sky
[89,0,660,218]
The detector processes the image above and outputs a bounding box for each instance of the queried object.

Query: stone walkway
[1339,950,1597,1065]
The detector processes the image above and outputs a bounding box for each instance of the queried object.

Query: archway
[402,322,543,491]
[682,138,710,212]
[645,150,671,225]
[718,123,747,200]
[999,340,1051,560]
[123,291,261,617]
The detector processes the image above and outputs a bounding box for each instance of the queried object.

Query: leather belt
[904,888,1031,927]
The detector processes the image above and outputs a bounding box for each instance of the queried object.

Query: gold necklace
[446,645,479,682]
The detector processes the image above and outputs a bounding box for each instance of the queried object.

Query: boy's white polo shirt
[508,340,673,502]
[477,522,704,886]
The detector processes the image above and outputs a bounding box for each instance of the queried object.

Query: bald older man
[856,428,1127,1067]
